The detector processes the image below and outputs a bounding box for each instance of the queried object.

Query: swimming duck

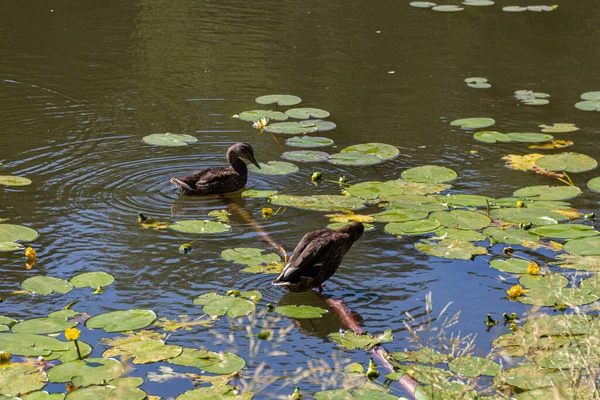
[170,142,261,195]
[272,222,364,292]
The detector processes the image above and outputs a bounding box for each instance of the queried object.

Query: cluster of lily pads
[514,90,550,106]
[409,2,557,12]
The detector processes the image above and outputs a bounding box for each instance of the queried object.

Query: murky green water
[1,1,600,398]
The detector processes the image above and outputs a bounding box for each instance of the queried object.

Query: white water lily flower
[252,117,269,131]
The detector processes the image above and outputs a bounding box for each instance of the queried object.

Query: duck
[170,142,261,195]
[272,222,364,292]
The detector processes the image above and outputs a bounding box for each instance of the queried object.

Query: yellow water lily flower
[252,117,269,131]
[25,247,37,261]
[262,207,273,218]
[507,285,530,300]
[64,327,81,341]
[527,262,540,275]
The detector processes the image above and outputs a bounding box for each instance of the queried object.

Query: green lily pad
[273,305,328,319]
[315,389,400,400]
[193,292,255,318]
[503,5,526,11]
[0,333,68,357]
[391,348,449,364]
[45,340,92,363]
[221,247,280,266]
[535,152,598,173]
[552,254,600,272]
[575,100,600,111]
[506,133,554,143]
[263,121,318,135]
[345,180,450,200]
[0,242,24,252]
[489,258,531,274]
[494,364,567,391]
[169,348,246,374]
[415,239,487,260]
[0,224,39,243]
[176,384,252,400]
[0,176,32,186]
[490,208,568,225]
[465,77,491,88]
[269,194,366,212]
[588,177,600,193]
[285,136,334,148]
[539,123,579,133]
[463,0,494,6]
[302,119,337,132]
[519,273,569,290]
[281,150,329,163]
[328,152,386,166]
[450,118,495,129]
[433,228,487,241]
[248,161,298,175]
[519,287,598,307]
[341,143,399,161]
[169,220,232,234]
[22,391,65,400]
[432,5,464,11]
[483,227,540,244]
[241,189,278,198]
[0,365,47,396]
[327,222,375,232]
[532,346,600,369]
[473,131,510,143]
[581,91,600,101]
[439,194,495,208]
[11,317,76,335]
[373,209,428,223]
[529,224,598,239]
[85,309,157,332]
[328,330,393,351]
[237,110,288,122]
[513,185,581,201]
[142,133,197,147]
[64,379,146,400]
[70,271,115,288]
[384,220,440,235]
[525,200,573,210]
[564,236,600,256]
[255,94,301,106]
[401,165,457,183]
[448,356,501,378]
[0,316,16,327]
[410,1,437,7]
[103,339,182,364]
[430,210,491,230]
[285,108,330,119]
[21,276,73,296]
[47,358,124,387]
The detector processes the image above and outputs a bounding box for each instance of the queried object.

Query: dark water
[1,0,599,398]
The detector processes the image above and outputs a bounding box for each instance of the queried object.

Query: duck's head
[228,142,261,169]
[336,222,365,242]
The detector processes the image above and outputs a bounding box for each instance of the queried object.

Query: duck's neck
[227,152,247,176]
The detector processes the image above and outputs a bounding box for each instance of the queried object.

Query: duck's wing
[274,229,334,283]
[174,167,235,188]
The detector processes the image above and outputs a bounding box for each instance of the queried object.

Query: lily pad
[430,210,491,230]
[70,271,115,288]
[345,180,450,200]
[193,292,255,318]
[221,247,280,266]
[564,236,600,256]
[415,239,487,260]
[473,131,510,143]
[263,121,318,135]
[328,329,393,350]
[401,165,457,183]
[169,220,232,234]
[439,194,494,208]
[0,176,32,186]
[285,108,330,119]
[176,384,252,400]
[45,340,93,362]
[328,152,385,166]
[341,143,400,161]
[142,133,197,147]
[575,100,600,111]
[85,309,157,332]
[255,94,301,106]
[0,333,68,357]
[448,356,501,378]
[169,348,246,374]
[552,254,600,272]
[285,136,334,148]
[327,222,375,231]
[450,118,495,129]
[581,91,600,101]
[315,389,400,400]
[103,339,183,364]
[47,358,124,386]
[539,123,579,133]
[241,189,278,198]
[273,305,328,319]
[237,110,288,122]
[506,133,554,143]
[494,364,567,391]
[410,1,437,7]
[529,224,598,239]
[465,77,491,89]
[519,273,569,290]
[433,228,486,241]
[373,209,429,223]
[0,365,47,396]
[0,242,23,252]
[384,220,440,235]
[22,392,66,400]
[490,208,568,225]
[248,161,298,175]
[483,227,540,244]
[503,6,526,11]
[588,177,600,193]
[513,185,581,201]
[489,258,531,274]
[269,194,366,212]
[0,224,39,243]
[519,287,598,307]
[64,379,146,400]
[12,318,77,335]
[432,5,464,11]
[532,346,600,369]
[302,119,337,132]
[21,276,73,296]
[535,152,598,173]
[281,150,329,163]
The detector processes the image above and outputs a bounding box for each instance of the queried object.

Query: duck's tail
[170,178,195,194]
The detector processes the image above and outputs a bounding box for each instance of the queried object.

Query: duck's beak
[248,154,261,169]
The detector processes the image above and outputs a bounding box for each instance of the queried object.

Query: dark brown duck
[272,222,364,292]
[170,142,260,195]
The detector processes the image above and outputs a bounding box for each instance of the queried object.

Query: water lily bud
[519,222,532,230]
[179,244,192,254]
[366,358,379,380]
[485,314,498,328]
[311,172,322,182]
[527,262,540,275]
[64,327,81,341]
[257,331,271,340]
[507,285,528,299]
[0,351,10,365]
[508,323,518,332]
[289,387,303,400]
[338,175,347,184]
[516,200,525,208]
[584,212,595,220]
[502,246,514,256]
[262,207,273,218]
[503,312,519,321]
[25,247,37,262]
[226,290,241,297]
[554,302,567,312]
[137,213,149,223]
[266,303,274,311]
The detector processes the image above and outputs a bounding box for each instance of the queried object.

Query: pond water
[1,1,600,398]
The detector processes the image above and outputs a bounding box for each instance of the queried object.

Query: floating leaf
[0,365,47,396]
[439,194,494,208]
[513,185,581,201]
[489,258,531,274]
[237,110,288,122]
[21,391,66,400]
[177,384,252,400]
[519,273,569,290]
[564,236,600,256]
[506,133,554,143]
[327,222,375,232]
[450,118,495,129]
[193,292,255,318]
[503,6,526,11]
[529,224,598,239]
[588,176,600,193]
[494,364,568,391]
[535,152,598,173]
[263,121,318,135]
[269,194,366,212]
[314,389,399,400]
[12,317,76,335]
[326,212,374,224]
[285,108,330,119]
[103,339,182,364]
[64,378,146,400]
[373,209,428,223]
[539,123,579,133]
[169,220,232,234]
[433,228,486,241]
[281,150,329,163]
[432,5,464,11]
[552,254,600,272]
[86,309,157,332]
[345,180,450,200]
[519,287,598,307]
[448,356,501,378]
[273,305,328,319]
[329,330,393,350]
[473,131,510,143]
[47,358,124,386]
[241,189,277,198]
[142,133,197,147]
[465,77,491,89]
[0,242,24,252]
[529,140,573,150]
[575,100,600,111]
[391,348,449,364]
[328,152,385,166]
[491,208,568,225]
[221,248,280,266]
[0,176,32,186]
[45,340,92,362]
[532,346,600,369]
[0,224,39,243]
[169,348,246,374]
[415,239,487,260]
[502,153,544,171]
[255,94,301,106]
[341,143,399,161]
[430,210,490,230]
[483,227,540,244]
[0,333,67,357]
[70,271,114,289]
[285,136,334,148]
[410,1,437,7]
[401,165,457,183]
[581,91,600,101]
[248,161,298,175]
[21,276,73,296]
[384,220,440,235]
